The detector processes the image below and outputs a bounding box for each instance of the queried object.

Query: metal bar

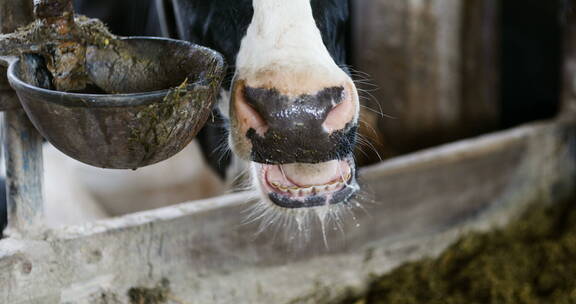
[0,0,44,237]
[3,110,44,236]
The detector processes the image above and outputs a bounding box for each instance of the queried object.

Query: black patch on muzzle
[248,125,356,164]
[268,185,356,209]
[243,86,357,164]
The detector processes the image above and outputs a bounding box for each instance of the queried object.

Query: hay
[344,195,576,304]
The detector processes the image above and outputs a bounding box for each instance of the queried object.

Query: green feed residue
[128,278,170,304]
[346,196,576,304]
[129,78,192,162]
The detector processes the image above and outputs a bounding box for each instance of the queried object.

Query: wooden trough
[0,119,574,303]
[1,0,575,303]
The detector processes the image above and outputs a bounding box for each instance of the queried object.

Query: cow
[0,0,568,235]
[101,0,362,227]
[1,0,360,234]
[178,0,361,212]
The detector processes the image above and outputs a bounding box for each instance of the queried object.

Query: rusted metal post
[1,0,45,237]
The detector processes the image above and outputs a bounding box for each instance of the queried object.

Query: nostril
[233,81,268,136]
[323,85,357,133]
[234,81,357,136]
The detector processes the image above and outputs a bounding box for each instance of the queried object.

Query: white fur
[0,138,224,228]
[244,161,364,247]
[235,0,351,95]
[43,145,109,226]
[40,141,224,225]
[226,0,363,243]
[2,1,359,242]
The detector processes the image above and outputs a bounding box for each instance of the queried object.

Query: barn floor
[340,194,576,304]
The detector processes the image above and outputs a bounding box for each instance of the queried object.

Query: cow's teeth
[269,179,347,196]
[342,173,351,183]
[328,182,339,191]
[273,183,289,192]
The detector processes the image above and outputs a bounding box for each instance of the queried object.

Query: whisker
[358,118,382,138]
[337,160,350,186]
[359,104,394,119]
[358,91,388,119]
[356,133,383,161]
[279,164,289,184]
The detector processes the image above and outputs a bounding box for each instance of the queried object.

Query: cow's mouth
[253,157,358,209]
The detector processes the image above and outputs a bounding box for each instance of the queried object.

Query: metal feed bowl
[7,37,225,169]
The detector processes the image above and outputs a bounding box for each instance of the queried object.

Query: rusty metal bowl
[7,37,225,169]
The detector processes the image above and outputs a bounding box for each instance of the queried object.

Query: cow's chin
[251,157,358,209]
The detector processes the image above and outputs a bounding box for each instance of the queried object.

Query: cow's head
[229,0,359,211]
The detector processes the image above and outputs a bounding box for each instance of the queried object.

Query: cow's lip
[253,158,358,209]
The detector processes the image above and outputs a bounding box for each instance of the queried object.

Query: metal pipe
[0,0,44,237]
[3,110,44,237]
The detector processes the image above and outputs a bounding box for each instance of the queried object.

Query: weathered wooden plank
[352,0,500,159]
[460,0,500,134]
[0,120,573,303]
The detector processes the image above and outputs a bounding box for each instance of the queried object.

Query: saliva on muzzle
[242,86,360,209]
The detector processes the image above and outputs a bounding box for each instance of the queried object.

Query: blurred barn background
[352,0,563,164]
[74,0,564,165]
[0,0,568,226]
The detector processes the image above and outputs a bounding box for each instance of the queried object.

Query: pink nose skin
[322,83,357,133]
[234,81,357,137]
[233,81,269,137]
[232,81,358,165]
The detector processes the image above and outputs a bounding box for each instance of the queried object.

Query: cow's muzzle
[235,83,358,164]
[232,81,360,208]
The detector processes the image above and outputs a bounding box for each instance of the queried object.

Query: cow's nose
[233,82,358,164]
[241,85,355,134]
